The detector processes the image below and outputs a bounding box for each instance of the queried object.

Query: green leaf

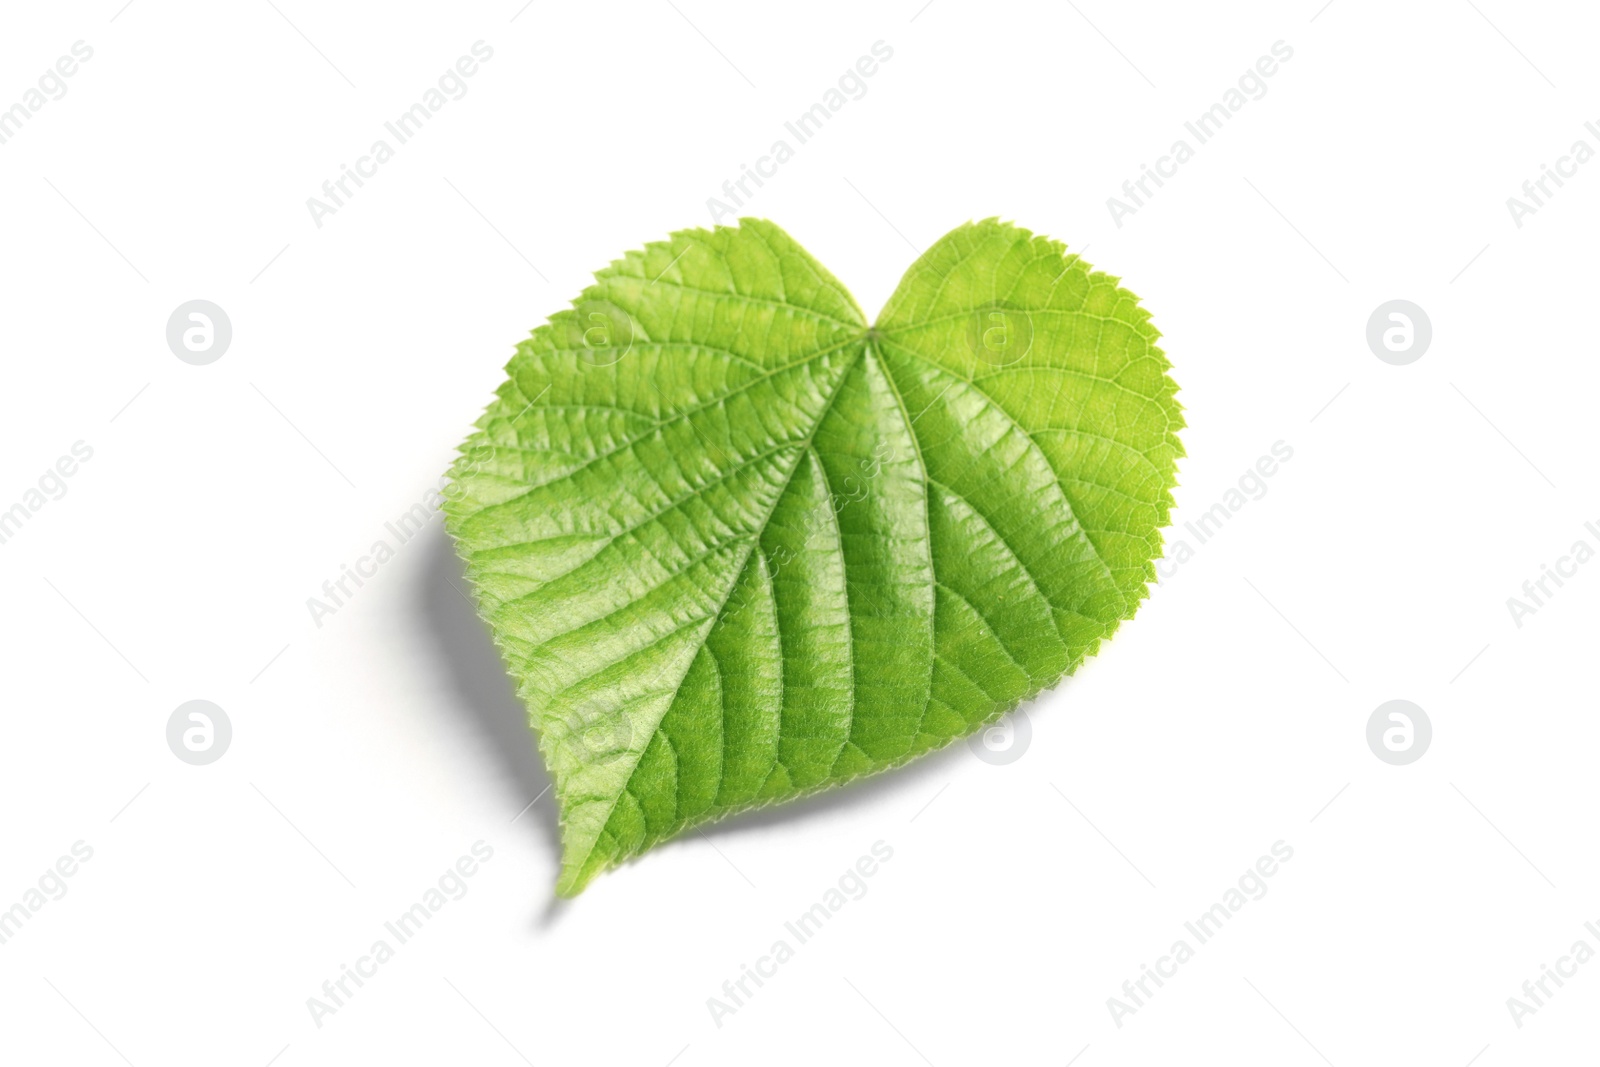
[444,218,1183,895]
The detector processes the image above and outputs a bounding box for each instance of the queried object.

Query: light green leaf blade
[444,218,1183,895]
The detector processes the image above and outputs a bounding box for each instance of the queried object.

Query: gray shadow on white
[418,527,559,872]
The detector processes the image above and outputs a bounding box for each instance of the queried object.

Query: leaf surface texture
[445,218,1183,895]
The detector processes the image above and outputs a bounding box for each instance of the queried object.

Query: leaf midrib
[562,331,871,885]
[562,303,1135,882]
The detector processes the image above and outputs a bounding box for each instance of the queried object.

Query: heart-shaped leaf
[444,218,1182,895]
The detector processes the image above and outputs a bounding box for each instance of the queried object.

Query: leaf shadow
[417,527,563,897]
[692,736,969,844]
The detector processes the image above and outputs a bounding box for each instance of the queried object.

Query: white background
[1,1,1596,1064]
